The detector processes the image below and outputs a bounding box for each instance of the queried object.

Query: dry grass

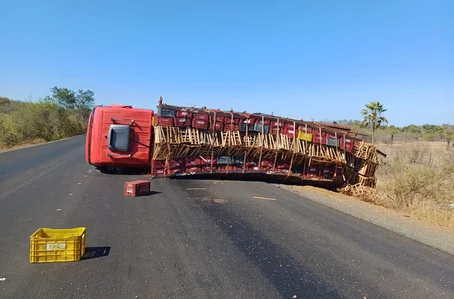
[375,141,454,227]
[0,138,46,150]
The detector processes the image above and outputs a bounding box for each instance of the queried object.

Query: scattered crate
[124,180,151,197]
[30,227,86,263]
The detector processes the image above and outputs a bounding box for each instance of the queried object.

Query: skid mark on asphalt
[212,199,226,204]
[252,196,276,201]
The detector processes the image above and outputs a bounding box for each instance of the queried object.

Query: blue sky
[1,0,453,126]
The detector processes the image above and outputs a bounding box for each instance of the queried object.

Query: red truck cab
[85,105,153,170]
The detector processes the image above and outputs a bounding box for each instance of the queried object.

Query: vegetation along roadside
[0,87,94,149]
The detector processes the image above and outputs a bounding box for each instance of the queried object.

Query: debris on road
[124,180,151,197]
[30,227,86,263]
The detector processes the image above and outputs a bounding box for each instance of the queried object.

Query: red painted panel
[86,105,153,168]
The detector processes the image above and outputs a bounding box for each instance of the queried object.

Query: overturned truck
[86,97,381,191]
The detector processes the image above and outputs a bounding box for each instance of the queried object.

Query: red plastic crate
[232,165,244,171]
[271,121,285,128]
[271,127,282,135]
[224,117,240,125]
[192,119,209,130]
[276,160,290,174]
[284,127,297,138]
[210,115,225,131]
[335,166,344,179]
[186,166,201,173]
[321,165,335,179]
[255,119,271,125]
[223,124,239,131]
[124,180,150,197]
[260,160,274,171]
[339,138,355,153]
[201,164,217,172]
[199,156,216,165]
[312,131,327,145]
[156,117,174,127]
[176,110,193,118]
[211,115,225,122]
[247,165,261,171]
[241,118,255,125]
[305,166,321,178]
[217,164,234,171]
[174,117,192,127]
[168,158,185,174]
[151,160,166,176]
[193,113,209,121]
[185,156,202,166]
[210,121,224,131]
[298,126,313,133]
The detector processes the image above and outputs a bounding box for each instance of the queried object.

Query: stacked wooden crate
[151,100,382,189]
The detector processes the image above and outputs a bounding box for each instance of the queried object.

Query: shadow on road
[82,247,111,260]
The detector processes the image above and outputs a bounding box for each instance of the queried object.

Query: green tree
[51,87,77,109]
[50,87,95,128]
[361,101,388,144]
[75,89,95,123]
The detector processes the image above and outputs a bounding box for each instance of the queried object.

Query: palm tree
[390,128,399,145]
[361,101,388,144]
[446,131,453,150]
[443,125,453,150]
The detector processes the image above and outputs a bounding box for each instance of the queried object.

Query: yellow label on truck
[298,132,312,141]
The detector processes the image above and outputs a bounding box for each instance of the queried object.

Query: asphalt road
[0,136,453,299]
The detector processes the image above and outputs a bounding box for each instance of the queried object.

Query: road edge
[0,135,84,154]
[278,185,454,256]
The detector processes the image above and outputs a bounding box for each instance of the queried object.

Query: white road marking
[56,209,61,211]
[0,278,5,281]
[252,196,276,201]
[69,193,73,196]
[186,188,206,191]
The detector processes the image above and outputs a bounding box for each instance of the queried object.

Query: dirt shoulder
[0,136,79,153]
[278,185,454,256]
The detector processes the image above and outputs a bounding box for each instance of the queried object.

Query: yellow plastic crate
[30,227,86,263]
[298,131,313,142]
